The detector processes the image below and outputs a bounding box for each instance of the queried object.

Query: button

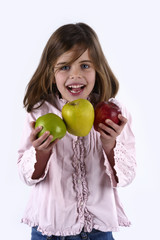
[81,231,88,239]
[80,201,84,206]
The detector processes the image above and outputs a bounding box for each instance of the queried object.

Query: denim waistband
[31,226,114,240]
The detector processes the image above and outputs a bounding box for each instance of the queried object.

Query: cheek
[54,72,65,85]
[54,76,62,92]
[88,71,96,85]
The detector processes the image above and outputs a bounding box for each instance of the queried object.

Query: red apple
[94,101,122,131]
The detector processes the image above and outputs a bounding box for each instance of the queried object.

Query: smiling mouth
[66,84,85,94]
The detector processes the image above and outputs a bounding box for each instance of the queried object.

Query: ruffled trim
[119,219,131,227]
[18,146,50,186]
[72,138,94,232]
[103,139,136,188]
[18,146,37,186]
[21,218,53,236]
[114,141,136,187]
[21,218,84,236]
[21,218,126,236]
[59,97,68,105]
[103,149,118,188]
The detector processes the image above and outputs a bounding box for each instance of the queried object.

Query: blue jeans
[31,227,115,240]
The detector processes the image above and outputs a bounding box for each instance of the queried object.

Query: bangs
[65,44,88,64]
[54,43,89,71]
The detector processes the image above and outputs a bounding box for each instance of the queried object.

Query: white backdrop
[0,0,160,239]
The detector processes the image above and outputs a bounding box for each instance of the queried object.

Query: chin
[63,93,87,102]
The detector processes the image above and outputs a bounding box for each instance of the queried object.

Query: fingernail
[105,119,110,123]
[50,135,53,140]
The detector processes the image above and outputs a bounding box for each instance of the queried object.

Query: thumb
[30,121,36,130]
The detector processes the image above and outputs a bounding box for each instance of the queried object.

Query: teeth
[70,90,79,93]
[67,84,84,89]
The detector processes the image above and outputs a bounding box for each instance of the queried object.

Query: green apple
[62,99,94,137]
[35,113,66,142]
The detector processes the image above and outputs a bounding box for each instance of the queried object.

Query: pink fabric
[17,96,136,237]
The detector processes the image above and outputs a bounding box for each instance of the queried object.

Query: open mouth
[66,84,86,94]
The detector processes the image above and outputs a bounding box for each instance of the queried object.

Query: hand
[29,121,59,152]
[98,114,127,152]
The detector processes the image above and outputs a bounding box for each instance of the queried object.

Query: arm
[17,112,58,185]
[29,121,58,179]
[98,114,127,183]
[98,101,136,187]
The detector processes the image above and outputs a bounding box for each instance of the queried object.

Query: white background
[0,0,160,239]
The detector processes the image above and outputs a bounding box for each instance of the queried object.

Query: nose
[69,66,82,79]
[69,74,81,80]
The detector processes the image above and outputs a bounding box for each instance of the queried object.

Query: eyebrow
[79,60,92,63]
[56,62,67,66]
[56,60,92,66]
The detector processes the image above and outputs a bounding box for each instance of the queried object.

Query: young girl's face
[54,49,96,102]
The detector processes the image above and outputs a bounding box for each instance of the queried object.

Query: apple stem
[70,103,77,106]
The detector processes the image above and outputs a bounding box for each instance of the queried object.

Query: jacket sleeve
[104,98,136,188]
[17,112,51,186]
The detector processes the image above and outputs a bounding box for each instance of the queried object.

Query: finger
[99,121,117,135]
[99,123,117,138]
[37,136,59,151]
[105,119,122,136]
[118,114,128,127]
[99,128,111,139]
[32,131,50,148]
[36,135,54,150]
[30,125,43,142]
[118,114,127,123]
[42,138,59,150]
[30,121,36,130]
[105,119,119,132]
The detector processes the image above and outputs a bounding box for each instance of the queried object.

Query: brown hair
[23,23,119,112]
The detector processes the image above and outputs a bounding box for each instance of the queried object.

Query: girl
[18,23,136,240]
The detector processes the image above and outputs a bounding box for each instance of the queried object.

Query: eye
[81,64,89,69]
[61,66,70,71]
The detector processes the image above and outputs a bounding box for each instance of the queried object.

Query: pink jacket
[17,96,136,237]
